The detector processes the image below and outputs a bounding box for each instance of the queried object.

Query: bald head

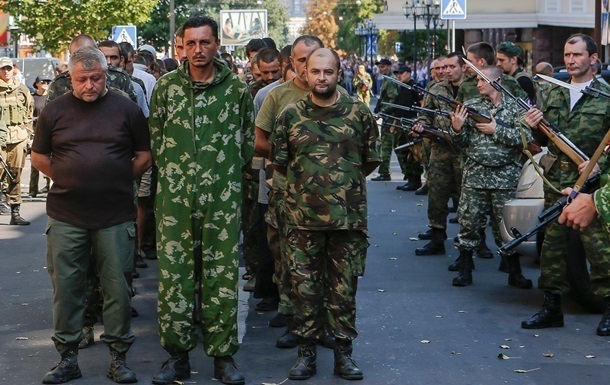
[306,48,340,72]
[70,34,97,54]
[535,61,553,77]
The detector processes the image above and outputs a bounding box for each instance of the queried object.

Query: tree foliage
[334,0,385,55]
[301,0,340,49]
[1,0,157,54]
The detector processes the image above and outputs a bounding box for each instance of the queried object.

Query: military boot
[0,191,10,214]
[107,348,137,383]
[415,229,446,255]
[417,228,447,240]
[521,292,564,329]
[214,356,245,385]
[78,326,94,349]
[452,249,474,287]
[507,253,533,289]
[288,339,317,380]
[448,253,476,272]
[333,339,363,380]
[152,352,191,385]
[597,298,610,336]
[475,231,494,259]
[9,204,30,225]
[42,349,81,384]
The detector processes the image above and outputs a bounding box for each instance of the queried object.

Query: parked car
[499,148,603,312]
[12,57,60,90]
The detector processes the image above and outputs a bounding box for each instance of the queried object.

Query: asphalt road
[1,159,609,385]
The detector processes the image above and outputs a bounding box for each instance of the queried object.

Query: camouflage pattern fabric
[594,174,610,232]
[241,175,260,275]
[266,189,292,315]
[272,92,379,341]
[533,78,610,297]
[46,66,138,104]
[456,74,527,103]
[375,73,400,177]
[417,80,462,231]
[452,95,527,250]
[353,72,372,108]
[287,228,368,340]
[149,58,255,357]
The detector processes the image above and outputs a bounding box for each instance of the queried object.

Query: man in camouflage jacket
[450,65,533,288]
[522,34,610,336]
[272,48,380,381]
[148,17,253,385]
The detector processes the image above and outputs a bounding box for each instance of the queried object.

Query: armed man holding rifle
[521,34,610,335]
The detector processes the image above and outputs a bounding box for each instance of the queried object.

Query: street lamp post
[403,0,444,80]
[354,20,378,72]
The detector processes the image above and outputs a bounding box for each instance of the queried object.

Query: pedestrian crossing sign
[112,25,137,49]
[441,0,467,20]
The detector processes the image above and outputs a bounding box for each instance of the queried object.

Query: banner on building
[220,10,267,46]
[0,11,8,46]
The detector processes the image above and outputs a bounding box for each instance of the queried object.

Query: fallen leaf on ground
[377,289,386,292]
[389,257,397,260]
[409,237,419,241]
[421,340,430,344]
[16,337,28,340]
[543,353,554,358]
[585,355,596,359]
[514,368,540,373]
[500,345,511,349]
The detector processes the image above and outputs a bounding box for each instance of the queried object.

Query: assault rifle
[395,138,424,151]
[382,102,452,119]
[536,74,610,100]
[462,58,589,166]
[0,153,14,181]
[381,74,493,124]
[377,112,452,143]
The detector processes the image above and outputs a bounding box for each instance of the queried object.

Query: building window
[569,0,586,13]
[545,0,560,13]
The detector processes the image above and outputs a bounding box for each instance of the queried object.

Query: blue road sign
[441,0,467,20]
[366,35,377,59]
[112,25,137,49]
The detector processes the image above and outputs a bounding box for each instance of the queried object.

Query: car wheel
[566,230,604,313]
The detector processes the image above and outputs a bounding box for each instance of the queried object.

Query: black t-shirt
[394,79,422,119]
[513,68,537,105]
[32,91,150,229]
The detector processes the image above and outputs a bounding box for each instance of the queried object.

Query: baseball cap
[138,44,157,58]
[33,75,52,89]
[394,65,412,74]
[375,58,392,66]
[497,41,524,63]
[0,57,14,68]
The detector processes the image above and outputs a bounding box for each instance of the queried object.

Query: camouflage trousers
[427,145,462,230]
[156,214,239,357]
[538,194,610,297]
[377,125,410,177]
[266,188,294,316]
[241,175,260,275]
[287,228,368,341]
[0,140,26,204]
[456,187,513,250]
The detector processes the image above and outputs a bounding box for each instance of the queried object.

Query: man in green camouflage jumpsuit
[0,57,33,225]
[450,65,533,288]
[413,52,466,256]
[371,58,400,181]
[521,34,610,336]
[149,17,253,385]
[353,65,372,108]
[272,48,380,381]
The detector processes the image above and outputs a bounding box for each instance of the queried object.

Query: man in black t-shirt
[31,46,152,385]
[496,42,537,105]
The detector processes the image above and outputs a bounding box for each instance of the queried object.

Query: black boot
[152,352,191,385]
[448,255,475,272]
[416,229,446,255]
[9,204,29,225]
[214,356,245,385]
[452,250,473,287]
[42,349,81,384]
[475,240,493,259]
[0,192,10,215]
[334,339,363,380]
[417,228,447,240]
[521,292,564,329]
[597,298,610,336]
[507,253,532,289]
[288,340,317,380]
[107,349,137,383]
[318,328,336,349]
[276,329,298,348]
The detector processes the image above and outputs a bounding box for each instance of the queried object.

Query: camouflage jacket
[594,174,610,231]
[457,73,527,103]
[46,66,138,104]
[272,93,381,231]
[416,79,457,154]
[452,95,530,190]
[0,77,34,145]
[375,72,399,114]
[353,72,372,94]
[149,57,255,208]
[533,77,610,192]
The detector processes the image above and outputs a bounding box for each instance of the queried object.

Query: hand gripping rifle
[462,58,589,166]
[497,126,610,257]
[381,74,493,124]
[0,153,15,181]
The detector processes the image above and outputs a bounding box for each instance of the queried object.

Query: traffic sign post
[112,25,137,49]
[441,0,466,20]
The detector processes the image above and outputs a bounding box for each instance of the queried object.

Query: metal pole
[451,20,455,52]
[169,0,175,59]
[413,16,417,81]
[369,32,374,72]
